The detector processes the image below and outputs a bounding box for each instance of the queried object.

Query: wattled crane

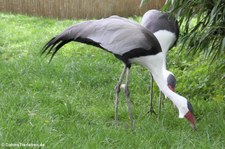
[42,15,196,130]
[141,9,179,114]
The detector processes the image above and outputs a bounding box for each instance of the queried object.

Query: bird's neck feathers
[152,69,188,118]
[136,53,188,118]
[153,30,176,54]
[130,53,189,118]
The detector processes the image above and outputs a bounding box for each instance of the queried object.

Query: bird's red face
[185,111,196,130]
[185,102,196,130]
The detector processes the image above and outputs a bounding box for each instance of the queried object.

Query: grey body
[43,16,161,66]
[42,14,195,129]
[42,15,163,127]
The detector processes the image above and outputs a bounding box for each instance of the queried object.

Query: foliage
[167,46,225,102]
[141,0,225,61]
[0,13,224,148]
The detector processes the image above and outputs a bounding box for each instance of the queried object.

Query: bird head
[177,101,196,130]
[184,102,196,130]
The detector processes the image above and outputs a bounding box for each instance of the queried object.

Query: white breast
[153,30,177,55]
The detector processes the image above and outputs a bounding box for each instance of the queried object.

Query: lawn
[0,13,224,148]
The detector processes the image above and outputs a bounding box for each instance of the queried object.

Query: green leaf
[221,37,225,51]
[163,0,225,61]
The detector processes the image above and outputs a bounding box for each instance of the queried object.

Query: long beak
[184,111,196,130]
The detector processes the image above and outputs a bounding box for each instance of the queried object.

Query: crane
[42,15,196,130]
[141,9,179,114]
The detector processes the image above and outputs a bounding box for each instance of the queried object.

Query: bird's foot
[147,108,156,115]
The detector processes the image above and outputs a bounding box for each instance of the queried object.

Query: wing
[42,16,161,61]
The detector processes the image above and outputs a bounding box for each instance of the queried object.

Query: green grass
[0,13,224,149]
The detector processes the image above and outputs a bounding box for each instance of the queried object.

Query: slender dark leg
[148,74,156,114]
[115,65,127,126]
[124,67,134,128]
[158,91,162,116]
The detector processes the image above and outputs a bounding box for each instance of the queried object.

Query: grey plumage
[41,14,196,129]
[42,16,163,128]
[141,10,179,44]
[42,16,161,65]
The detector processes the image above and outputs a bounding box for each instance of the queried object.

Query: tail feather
[49,39,72,62]
[41,34,72,62]
[41,30,104,63]
[41,37,56,55]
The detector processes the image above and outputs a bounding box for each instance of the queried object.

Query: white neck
[151,69,188,118]
[153,30,176,70]
[153,30,176,55]
[130,53,188,118]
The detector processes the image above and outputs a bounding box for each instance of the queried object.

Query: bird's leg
[114,65,127,126]
[124,67,134,128]
[148,74,156,114]
[158,91,163,117]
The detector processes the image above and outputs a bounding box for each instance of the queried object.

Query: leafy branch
[141,0,225,61]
